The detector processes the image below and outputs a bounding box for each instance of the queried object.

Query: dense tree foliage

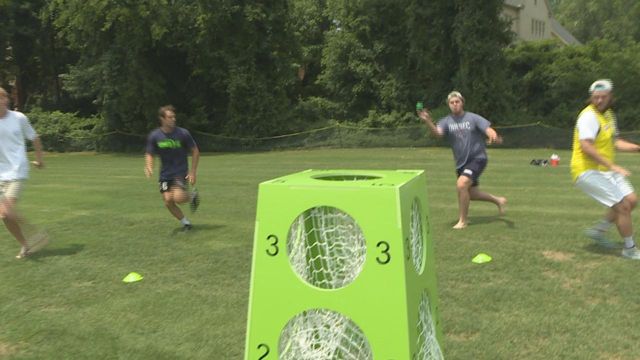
[0,0,639,151]
[553,0,640,44]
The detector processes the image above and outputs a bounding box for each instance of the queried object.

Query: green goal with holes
[244,169,443,359]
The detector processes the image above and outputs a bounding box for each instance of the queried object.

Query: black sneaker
[182,223,193,232]
[190,189,200,213]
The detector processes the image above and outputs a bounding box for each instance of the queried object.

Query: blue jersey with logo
[146,127,197,181]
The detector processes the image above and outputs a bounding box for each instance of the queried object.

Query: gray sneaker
[585,228,618,249]
[621,246,640,260]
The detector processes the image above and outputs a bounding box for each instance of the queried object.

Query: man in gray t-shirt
[438,111,491,169]
[418,91,507,229]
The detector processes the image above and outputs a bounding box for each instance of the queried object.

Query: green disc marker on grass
[122,272,144,283]
[472,253,492,264]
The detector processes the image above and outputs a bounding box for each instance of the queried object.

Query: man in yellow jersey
[571,79,640,259]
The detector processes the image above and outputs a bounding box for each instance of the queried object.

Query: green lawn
[1,148,639,359]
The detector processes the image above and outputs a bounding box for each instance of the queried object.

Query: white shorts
[575,170,634,207]
[0,180,23,201]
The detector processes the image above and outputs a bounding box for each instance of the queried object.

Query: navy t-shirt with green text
[146,127,197,181]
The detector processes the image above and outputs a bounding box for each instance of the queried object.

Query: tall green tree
[554,0,640,44]
[49,0,299,137]
[49,0,178,134]
[405,0,458,108]
[451,0,513,119]
[0,0,68,110]
[289,0,330,98]
[319,0,460,123]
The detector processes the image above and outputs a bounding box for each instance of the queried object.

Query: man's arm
[187,146,200,186]
[485,127,502,144]
[32,136,44,168]
[144,153,154,178]
[417,109,444,137]
[580,139,629,176]
[615,138,640,152]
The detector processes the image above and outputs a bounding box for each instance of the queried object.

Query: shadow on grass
[582,243,623,258]
[29,243,85,259]
[460,215,516,229]
[170,223,226,236]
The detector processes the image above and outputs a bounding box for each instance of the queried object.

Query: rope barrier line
[193,125,338,141]
[51,121,624,141]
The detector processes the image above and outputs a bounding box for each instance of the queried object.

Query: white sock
[623,236,635,249]
[594,219,613,232]
[180,217,191,226]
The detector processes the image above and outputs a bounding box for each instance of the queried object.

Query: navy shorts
[456,158,487,187]
[159,178,186,193]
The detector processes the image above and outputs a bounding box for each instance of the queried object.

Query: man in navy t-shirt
[418,91,507,229]
[145,105,200,231]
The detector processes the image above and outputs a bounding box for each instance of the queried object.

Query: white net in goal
[279,308,373,360]
[287,206,367,290]
[410,199,425,274]
[416,291,444,360]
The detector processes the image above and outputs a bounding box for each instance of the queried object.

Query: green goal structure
[244,169,443,359]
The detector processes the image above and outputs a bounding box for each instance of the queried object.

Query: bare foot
[497,197,507,216]
[452,221,467,229]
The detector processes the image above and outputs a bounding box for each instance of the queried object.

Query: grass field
[1,147,640,359]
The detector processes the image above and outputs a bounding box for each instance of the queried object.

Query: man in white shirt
[0,86,46,259]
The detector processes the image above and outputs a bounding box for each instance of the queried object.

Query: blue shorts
[456,158,487,187]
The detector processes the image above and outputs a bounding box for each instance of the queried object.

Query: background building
[503,0,581,45]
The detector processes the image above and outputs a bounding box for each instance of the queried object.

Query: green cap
[416,101,424,110]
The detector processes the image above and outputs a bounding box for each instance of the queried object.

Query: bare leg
[613,195,637,238]
[163,191,185,221]
[0,198,28,248]
[454,176,472,229]
[171,187,189,204]
[469,187,507,215]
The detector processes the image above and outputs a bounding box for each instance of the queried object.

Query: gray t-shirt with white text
[437,111,490,169]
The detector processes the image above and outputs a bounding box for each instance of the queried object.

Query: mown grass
[1,148,639,359]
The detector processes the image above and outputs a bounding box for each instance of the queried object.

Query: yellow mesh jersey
[570,104,616,181]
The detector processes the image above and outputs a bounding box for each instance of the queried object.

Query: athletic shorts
[456,158,488,187]
[0,180,23,201]
[575,170,634,207]
[159,178,186,193]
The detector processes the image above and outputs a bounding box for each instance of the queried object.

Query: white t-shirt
[0,110,37,180]
[576,110,618,140]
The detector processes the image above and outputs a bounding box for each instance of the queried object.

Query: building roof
[504,0,524,9]
[550,18,581,45]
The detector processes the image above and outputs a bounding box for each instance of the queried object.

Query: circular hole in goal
[279,308,373,360]
[312,174,381,181]
[410,198,426,274]
[416,291,444,360]
[287,206,366,290]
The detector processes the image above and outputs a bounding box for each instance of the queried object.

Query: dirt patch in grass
[0,342,19,357]
[542,250,574,262]
[447,331,479,342]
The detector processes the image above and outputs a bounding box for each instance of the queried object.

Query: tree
[405,0,458,108]
[49,0,299,139]
[451,0,513,120]
[289,0,330,98]
[554,0,640,44]
[0,0,68,111]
